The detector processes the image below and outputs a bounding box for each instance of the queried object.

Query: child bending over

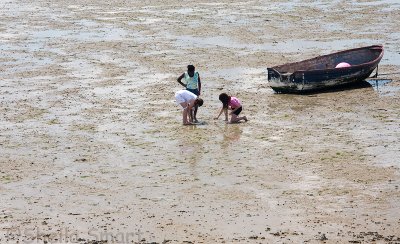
[175,90,204,125]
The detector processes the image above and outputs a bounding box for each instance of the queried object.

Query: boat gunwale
[269,45,384,75]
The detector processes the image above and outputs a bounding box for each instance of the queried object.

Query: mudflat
[1,0,400,243]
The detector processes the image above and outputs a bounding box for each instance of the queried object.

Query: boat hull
[267,45,384,94]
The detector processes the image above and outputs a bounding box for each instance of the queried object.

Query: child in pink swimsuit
[214,93,248,123]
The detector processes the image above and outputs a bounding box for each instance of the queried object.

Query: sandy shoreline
[1,0,400,243]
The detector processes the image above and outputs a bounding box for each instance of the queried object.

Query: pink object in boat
[335,62,351,68]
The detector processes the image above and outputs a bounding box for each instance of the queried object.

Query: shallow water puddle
[32,27,128,41]
[367,79,400,96]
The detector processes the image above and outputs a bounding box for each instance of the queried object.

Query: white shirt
[175,90,197,104]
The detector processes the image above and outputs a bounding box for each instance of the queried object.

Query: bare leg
[180,102,190,125]
[230,114,248,123]
[188,107,193,123]
[193,104,199,122]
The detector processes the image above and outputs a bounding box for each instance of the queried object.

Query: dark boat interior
[273,45,383,73]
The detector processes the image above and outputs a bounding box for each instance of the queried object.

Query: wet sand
[1,0,400,243]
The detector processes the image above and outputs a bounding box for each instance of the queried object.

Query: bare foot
[244,116,248,122]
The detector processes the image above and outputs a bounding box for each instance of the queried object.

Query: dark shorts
[186,88,199,96]
[232,106,242,116]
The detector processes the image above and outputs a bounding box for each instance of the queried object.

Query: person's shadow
[218,124,243,151]
[176,127,206,176]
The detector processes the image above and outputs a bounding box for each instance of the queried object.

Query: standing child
[177,65,201,122]
[214,93,248,123]
[175,90,204,125]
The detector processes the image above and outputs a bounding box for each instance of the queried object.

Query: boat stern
[267,68,281,81]
[267,68,302,93]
